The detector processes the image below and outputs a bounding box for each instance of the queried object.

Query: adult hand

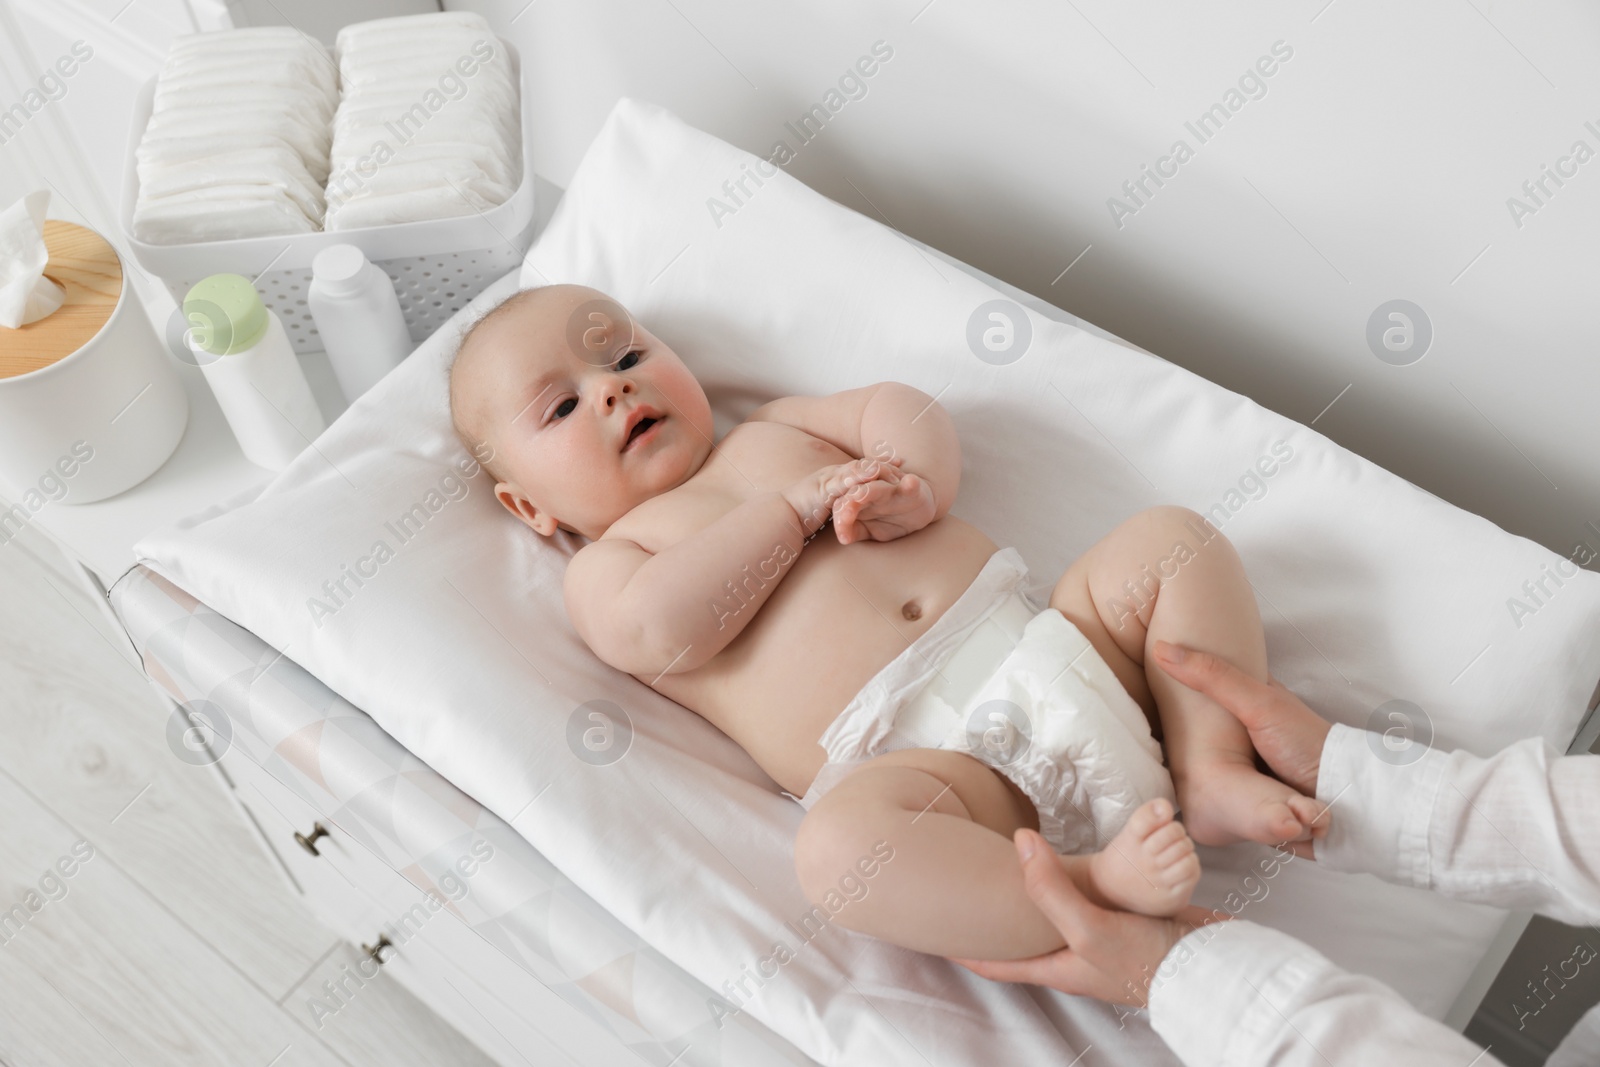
[1151,640,1331,799]
[951,829,1226,1006]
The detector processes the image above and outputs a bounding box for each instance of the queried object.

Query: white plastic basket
[117,38,536,355]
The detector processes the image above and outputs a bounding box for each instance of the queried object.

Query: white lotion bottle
[307,244,414,403]
[184,273,325,472]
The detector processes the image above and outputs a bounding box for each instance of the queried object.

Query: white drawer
[216,745,640,1066]
[373,876,644,1067]
[216,745,386,943]
[381,916,640,1067]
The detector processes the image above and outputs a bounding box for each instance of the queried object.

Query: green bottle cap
[182,273,269,356]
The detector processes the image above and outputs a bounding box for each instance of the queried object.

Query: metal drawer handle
[294,822,330,856]
[362,934,394,966]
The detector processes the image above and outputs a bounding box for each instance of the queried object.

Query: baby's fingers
[827,461,883,497]
[854,458,903,483]
[833,479,895,543]
[862,459,902,486]
[860,474,924,516]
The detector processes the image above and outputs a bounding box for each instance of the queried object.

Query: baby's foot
[1086,798,1201,917]
[1177,758,1328,848]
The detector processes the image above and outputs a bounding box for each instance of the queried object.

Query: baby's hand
[782,457,902,539]
[832,462,936,544]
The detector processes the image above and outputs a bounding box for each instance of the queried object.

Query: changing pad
[134,98,1600,1065]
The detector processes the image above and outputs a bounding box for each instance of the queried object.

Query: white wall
[5,0,1594,564]
[456,0,1600,566]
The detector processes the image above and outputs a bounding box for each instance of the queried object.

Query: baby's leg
[793,748,1199,961]
[1048,505,1325,847]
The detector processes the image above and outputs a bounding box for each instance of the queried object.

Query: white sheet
[135,97,1600,1065]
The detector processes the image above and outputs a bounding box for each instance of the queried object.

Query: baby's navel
[901,600,922,621]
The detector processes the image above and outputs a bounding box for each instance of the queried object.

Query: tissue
[0,190,66,330]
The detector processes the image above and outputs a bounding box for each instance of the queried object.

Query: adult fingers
[950,949,1095,991]
[1176,904,1232,930]
[1015,829,1105,949]
[1150,641,1277,729]
[950,952,1059,985]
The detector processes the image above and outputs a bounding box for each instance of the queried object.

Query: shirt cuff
[1315,721,1448,888]
[1148,920,1327,1066]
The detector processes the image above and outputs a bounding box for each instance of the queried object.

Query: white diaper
[796,547,1176,854]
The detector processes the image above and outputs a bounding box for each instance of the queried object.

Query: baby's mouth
[623,415,661,450]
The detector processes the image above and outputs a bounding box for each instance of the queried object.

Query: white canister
[183,273,324,472]
[0,220,188,505]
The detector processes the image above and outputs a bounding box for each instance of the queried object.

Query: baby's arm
[747,382,961,522]
[564,458,891,677]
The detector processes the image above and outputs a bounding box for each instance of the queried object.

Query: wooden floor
[0,532,496,1067]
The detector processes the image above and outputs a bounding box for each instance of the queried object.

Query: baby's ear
[492,483,550,534]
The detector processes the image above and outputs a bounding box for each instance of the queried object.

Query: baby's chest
[710,420,855,490]
[622,421,852,545]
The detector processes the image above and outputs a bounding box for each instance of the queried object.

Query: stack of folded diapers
[131,12,519,244]
[325,12,521,230]
[132,28,335,243]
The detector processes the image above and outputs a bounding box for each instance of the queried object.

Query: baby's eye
[549,350,638,421]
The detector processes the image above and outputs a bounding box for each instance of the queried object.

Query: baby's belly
[643,516,1001,797]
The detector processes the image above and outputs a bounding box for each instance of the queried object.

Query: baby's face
[455,285,714,540]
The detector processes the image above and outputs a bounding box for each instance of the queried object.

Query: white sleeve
[1315,723,1600,925]
[1147,920,1502,1067]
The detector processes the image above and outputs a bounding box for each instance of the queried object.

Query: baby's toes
[1286,794,1329,837]
[1124,797,1177,842]
[1164,849,1202,895]
[1153,837,1197,887]
[1262,800,1305,843]
[1151,830,1195,867]
[1142,821,1189,859]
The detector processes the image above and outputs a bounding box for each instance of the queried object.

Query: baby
[448,283,1326,962]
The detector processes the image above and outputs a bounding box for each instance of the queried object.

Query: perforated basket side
[158,239,530,355]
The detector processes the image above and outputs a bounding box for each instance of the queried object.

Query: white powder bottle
[307,244,414,403]
[183,273,325,471]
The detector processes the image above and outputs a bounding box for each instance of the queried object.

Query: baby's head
[449,284,715,540]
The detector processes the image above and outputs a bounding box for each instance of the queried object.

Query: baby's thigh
[794,749,1036,889]
[1046,507,1205,718]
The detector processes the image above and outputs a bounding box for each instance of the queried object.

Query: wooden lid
[0,219,124,380]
